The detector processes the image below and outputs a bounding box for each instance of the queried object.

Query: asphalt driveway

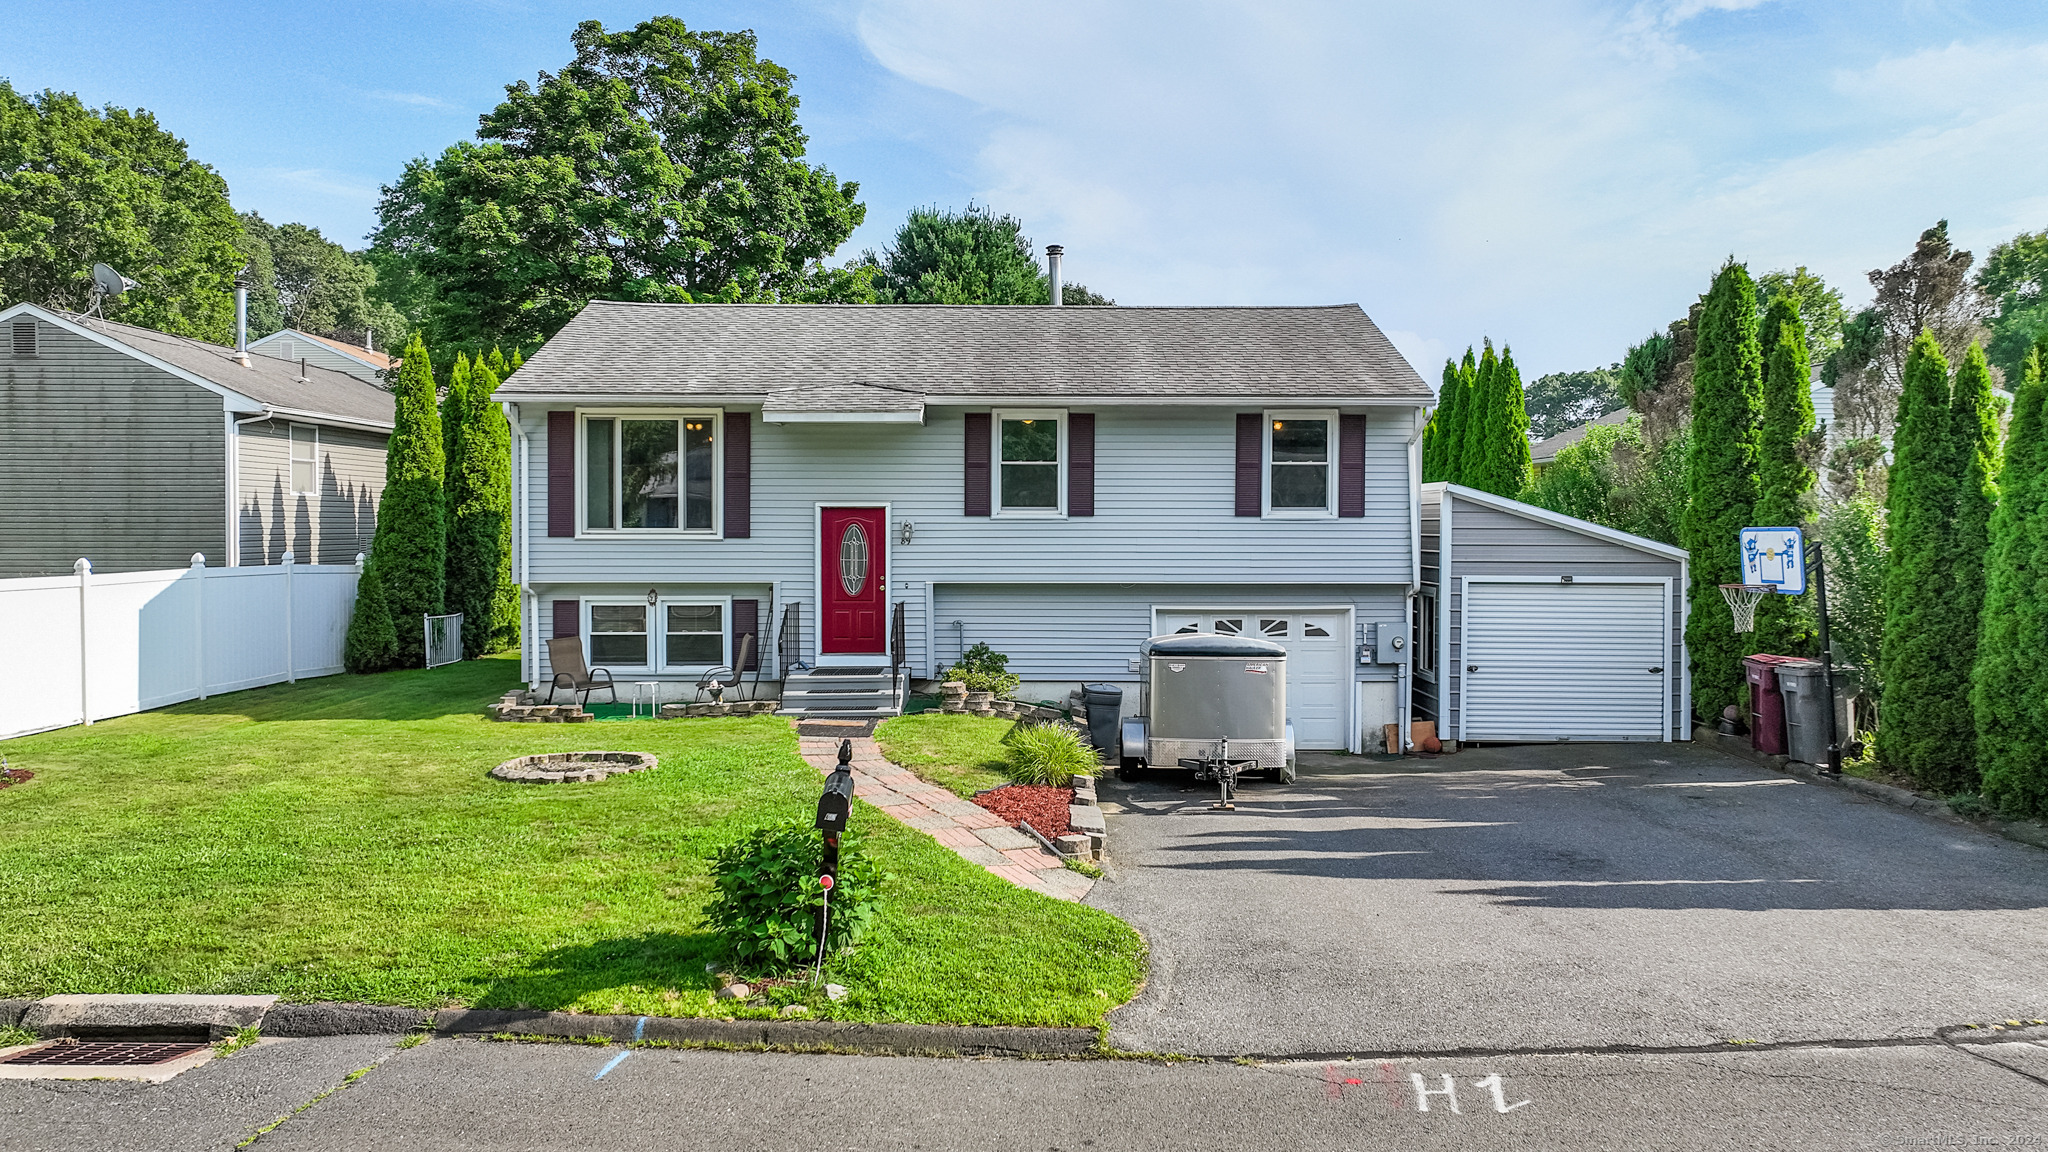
[1087,742,2048,1057]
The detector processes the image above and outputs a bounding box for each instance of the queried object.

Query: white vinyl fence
[0,552,361,740]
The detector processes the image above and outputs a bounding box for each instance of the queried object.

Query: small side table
[632,682,661,720]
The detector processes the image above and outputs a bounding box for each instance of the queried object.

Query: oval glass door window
[839,522,870,596]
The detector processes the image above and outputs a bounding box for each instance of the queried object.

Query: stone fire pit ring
[490,751,657,784]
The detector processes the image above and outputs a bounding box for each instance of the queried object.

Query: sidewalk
[796,733,1094,902]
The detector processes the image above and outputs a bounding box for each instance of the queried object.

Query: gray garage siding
[0,320,227,577]
[1420,484,1688,741]
[237,419,386,565]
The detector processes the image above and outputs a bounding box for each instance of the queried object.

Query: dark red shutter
[964,412,992,517]
[547,411,575,537]
[723,410,751,539]
[1068,413,1095,516]
[732,598,760,671]
[552,598,579,638]
[1234,413,1262,517]
[1338,414,1367,518]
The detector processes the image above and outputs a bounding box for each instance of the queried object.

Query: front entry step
[778,667,905,719]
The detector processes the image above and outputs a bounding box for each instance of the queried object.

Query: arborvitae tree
[508,348,524,374]
[343,556,399,673]
[1946,344,1999,783]
[1459,341,1500,488]
[1682,261,1764,720]
[486,346,508,377]
[369,334,446,667]
[1423,357,1460,483]
[440,353,471,498]
[1435,348,1475,483]
[1879,332,1963,788]
[448,359,517,657]
[1462,344,1532,497]
[1754,295,1818,655]
[1976,341,2048,817]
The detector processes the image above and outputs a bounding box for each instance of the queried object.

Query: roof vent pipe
[1046,245,1063,307]
[231,265,251,366]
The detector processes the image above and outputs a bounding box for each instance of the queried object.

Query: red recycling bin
[1742,654,1813,756]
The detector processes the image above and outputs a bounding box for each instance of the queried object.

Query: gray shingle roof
[496,302,1432,405]
[68,313,396,428]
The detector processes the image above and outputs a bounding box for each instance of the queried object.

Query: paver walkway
[796,731,1094,902]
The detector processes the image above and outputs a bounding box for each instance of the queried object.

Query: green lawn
[873,713,1020,798]
[0,655,1142,1027]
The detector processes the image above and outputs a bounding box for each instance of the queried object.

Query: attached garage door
[1154,610,1350,749]
[1461,581,1670,741]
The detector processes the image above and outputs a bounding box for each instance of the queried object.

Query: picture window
[581,413,717,533]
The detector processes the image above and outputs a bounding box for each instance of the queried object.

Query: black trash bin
[1081,683,1123,758]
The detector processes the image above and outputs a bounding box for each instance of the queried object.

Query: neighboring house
[1418,482,1689,744]
[1529,408,1630,471]
[495,301,1435,751]
[0,303,395,578]
[248,329,392,385]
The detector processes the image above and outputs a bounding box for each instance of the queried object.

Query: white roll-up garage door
[1461,580,1671,741]
[1153,609,1350,749]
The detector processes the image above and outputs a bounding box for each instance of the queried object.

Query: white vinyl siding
[1460,580,1671,741]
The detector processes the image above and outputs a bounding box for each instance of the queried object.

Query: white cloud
[850,0,2048,375]
[367,89,460,111]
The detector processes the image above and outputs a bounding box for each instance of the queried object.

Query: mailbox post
[812,738,856,975]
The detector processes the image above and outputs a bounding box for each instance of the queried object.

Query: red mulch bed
[0,768,33,790]
[972,784,1073,839]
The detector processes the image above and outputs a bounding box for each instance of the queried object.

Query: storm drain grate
[0,1041,207,1066]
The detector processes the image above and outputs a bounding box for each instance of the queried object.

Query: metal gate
[425,612,463,669]
[1460,579,1670,742]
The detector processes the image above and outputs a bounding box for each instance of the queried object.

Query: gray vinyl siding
[248,334,385,384]
[236,419,386,566]
[1416,486,1442,720]
[0,320,227,577]
[517,402,1419,632]
[1433,490,1686,741]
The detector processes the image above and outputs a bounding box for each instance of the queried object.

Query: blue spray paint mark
[594,1018,648,1081]
[633,1016,647,1041]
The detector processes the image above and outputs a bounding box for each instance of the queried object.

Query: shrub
[944,642,1020,696]
[705,818,884,970]
[1003,721,1098,786]
[343,557,398,673]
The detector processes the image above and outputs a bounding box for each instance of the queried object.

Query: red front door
[821,507,887,654]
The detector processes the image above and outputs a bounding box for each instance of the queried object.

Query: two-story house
[494,301,1434,752]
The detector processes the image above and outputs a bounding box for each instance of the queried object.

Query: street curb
[431,1008,1098,1056]
[1692,726,2048,852]
[263,1002,435,1037]
[0,1000,32,1029]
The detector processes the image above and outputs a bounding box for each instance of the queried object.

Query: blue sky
[6,1,2046,377]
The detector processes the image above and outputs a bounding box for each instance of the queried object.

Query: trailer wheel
[1119,756,1144,780]
[1268,757,1297,785]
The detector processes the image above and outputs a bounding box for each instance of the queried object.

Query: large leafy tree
[1827,222,1989,442]
[1523,365,1621,442]
[1753,295,1818,655]
[1975,228,2048,385]
[1976,340,2048,817]
[1519,414,1690,548]
[1682,261,1764,720]
[1879,333,1965,789]
[1757,266,1847,363]
[367,334,446,668]
[859,204,1110,305]
[236,212,406,349]
[373,16,864,347]
[0,83,242,341]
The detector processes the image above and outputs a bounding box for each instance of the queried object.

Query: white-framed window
[579,410,719,535]
[289,423,318,495]
[993,409,1066,516]
[581,598,732,673]
[1415,588,1438,679]
[662,601,728,669]
[1264,409,1337,518]
[586,601,651,668]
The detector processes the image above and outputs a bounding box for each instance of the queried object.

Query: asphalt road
[4,1033,2045,1151]
[1088,742,2048,1056]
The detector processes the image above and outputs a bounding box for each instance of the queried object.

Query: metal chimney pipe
[1046,245,1063,307]
[232,266,251,366]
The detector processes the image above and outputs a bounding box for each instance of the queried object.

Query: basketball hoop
[1720,584,1771,633]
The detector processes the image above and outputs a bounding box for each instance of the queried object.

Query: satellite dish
[92,263,138,298]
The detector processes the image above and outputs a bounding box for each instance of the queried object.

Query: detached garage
[1417,483,1690,744]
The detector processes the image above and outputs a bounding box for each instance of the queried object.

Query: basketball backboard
[1740,526,1805,594]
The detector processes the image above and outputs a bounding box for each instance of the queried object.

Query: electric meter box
[1373,621,1411,665]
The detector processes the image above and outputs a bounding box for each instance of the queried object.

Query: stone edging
[1692,726,2048,852]
[490,750,657,784]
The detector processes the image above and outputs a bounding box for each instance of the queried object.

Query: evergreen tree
[1462,344,1532,498]
[343,557,399,673]
[1754,295,1817,655]
[486,346,507,377]
[369,334,446,667]
[1434,348,1476,484]
[1946,344,1999,784]
[1976,341,2048,817]
[1459,341,1500,488]
[508,348,524,374]
[448,359,517,657]
[1879,332,1964,788]
[440,353,471,516]
[1424,357,1460,483]
[1682,261,1765,720]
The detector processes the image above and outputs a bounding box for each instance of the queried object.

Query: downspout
[1400,406,1430,755]
[507,402,532,688]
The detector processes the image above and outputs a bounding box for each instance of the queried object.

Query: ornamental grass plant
[1002,721,1098,787]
